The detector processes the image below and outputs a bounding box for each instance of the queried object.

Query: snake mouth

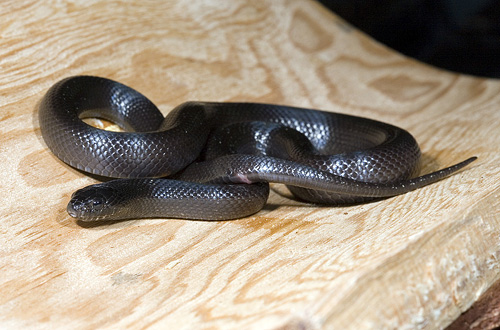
[67,203,79,218]
[66,199,108,221]
[67,199,90,220]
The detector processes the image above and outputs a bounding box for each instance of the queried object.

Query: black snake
[38,76,476,221]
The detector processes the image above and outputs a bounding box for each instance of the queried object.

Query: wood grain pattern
[1,0,499,329]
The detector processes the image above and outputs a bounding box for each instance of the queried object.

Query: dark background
[317,0,500,78]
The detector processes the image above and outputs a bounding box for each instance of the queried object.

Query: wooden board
[1,1,499,329]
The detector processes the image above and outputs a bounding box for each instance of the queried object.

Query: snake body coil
[38,76,476,221]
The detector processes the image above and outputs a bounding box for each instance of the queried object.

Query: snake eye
[89,197,106,211]
[80,196,106,213]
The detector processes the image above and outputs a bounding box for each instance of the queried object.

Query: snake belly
[38,76,476,221]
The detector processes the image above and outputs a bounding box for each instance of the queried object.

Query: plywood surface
[1,1,499,329]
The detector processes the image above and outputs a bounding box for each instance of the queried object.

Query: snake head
[67,183,127,221]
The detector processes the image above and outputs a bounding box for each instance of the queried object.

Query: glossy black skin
[39,76,476,221]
